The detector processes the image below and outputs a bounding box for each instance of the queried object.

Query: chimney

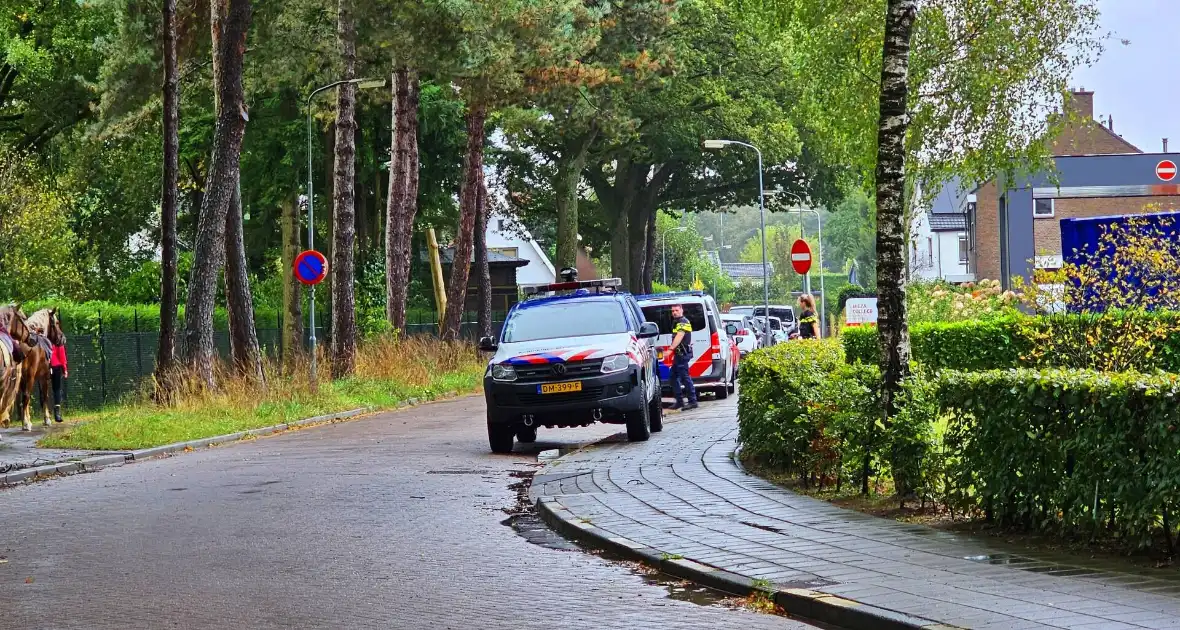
[1107,115,1113,131]
[1067,89,1094,120]
[1166,138,1170,152]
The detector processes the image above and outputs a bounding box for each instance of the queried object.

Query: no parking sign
[293,250,328,286]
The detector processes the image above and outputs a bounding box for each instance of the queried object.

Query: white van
[636,291,738,400]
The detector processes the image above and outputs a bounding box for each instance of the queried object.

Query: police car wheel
[648,392,663,433]
[488,418,515,454]
[626,397,651,442]
[516,426,537,444]
[715,383,729,400]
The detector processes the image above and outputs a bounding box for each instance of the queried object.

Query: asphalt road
[0,396,818,629]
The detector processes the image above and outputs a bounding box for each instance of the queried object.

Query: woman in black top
[798,294,820,339]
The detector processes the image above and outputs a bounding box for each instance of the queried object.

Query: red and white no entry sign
[1157,160,1177,182]
[790,239,812,275]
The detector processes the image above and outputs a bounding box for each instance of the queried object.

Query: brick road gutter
[1,391,468,486]
[535,465,960,630]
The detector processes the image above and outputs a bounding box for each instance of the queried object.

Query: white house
[910,178,975,283]
[486,210,556,285]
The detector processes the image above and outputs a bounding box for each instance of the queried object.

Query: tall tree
[224,178,265,382]
[474,177,492,339]
[440,104,487,340]
[873,0,918,494]
[385,68,421,332]
[281,195,303,369]
[155,0,180,389]
[330,0,358,377]
[182,0,252,389]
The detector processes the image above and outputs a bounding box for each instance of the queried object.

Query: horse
[28,308,64,420]
[0,305,25,430]
[0,304,51,430]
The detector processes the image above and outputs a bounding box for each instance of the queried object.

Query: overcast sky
[1072,0,1177,154]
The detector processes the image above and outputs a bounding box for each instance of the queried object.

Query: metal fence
[59,311,504,411]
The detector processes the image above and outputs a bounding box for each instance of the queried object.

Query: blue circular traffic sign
[294,250,328,286]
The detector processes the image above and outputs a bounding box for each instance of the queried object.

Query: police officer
[668,304,698,410]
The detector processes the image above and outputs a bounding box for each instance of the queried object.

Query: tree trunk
[643,206,657,294]
[609,209,629,287]
[330,0,358,378]
[182,0,251,390]
[441,103,487,341]
[156,0,180,391]
[627,201,649,293]
[280,195,303,369]
[554,129,596,272]
[385,68,421,332]
[475,177,492,339]
[224,177,265,383]
[874,0,918,496]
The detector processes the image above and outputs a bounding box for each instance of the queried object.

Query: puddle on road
[500,468,751,611]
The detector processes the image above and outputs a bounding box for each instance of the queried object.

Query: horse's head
[2,304,30,343]
[47,308,65,346]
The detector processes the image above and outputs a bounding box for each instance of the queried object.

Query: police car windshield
[501,301,629,343]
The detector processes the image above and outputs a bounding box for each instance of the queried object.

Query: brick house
[967,90,1180,287]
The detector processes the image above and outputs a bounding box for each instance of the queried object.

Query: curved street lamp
[702,139,770,344]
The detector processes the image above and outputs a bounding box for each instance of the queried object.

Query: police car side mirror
[638,322,660,339]
[477,336,498,352]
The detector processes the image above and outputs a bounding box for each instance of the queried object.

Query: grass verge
[38,336,485,451]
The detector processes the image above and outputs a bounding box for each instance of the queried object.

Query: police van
[635,291,739,400]
[478,273,663,453]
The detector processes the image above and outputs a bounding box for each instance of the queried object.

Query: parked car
[752,316,789,345]
[479,276,663,452]
[637,291,738,400]
[720,313,759,356]
[752,305,798,337]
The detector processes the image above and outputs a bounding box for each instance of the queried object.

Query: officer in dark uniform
[668,304,698,410]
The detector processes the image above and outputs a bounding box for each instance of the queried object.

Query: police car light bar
[522,277,622,296]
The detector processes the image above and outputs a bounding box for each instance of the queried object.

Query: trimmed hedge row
[738,343,1180,550]
[842,314,1180,372]
[940,368,1180,547]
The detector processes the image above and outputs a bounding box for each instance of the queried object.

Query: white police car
[478,275,663,453]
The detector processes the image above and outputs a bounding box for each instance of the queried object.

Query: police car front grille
[515,359,604,382]
[515,387,606,405]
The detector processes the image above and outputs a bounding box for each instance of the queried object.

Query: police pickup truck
[477,274,663,453]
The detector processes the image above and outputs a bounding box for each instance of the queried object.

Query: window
[501,301,628,343]
[497,219,506,230]
[1034,198,1055,218]
[958,235,969,263]
[641,304,707,334]
[489,247,519,258]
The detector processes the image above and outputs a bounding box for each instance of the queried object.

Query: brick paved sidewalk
[532,397,1180,630]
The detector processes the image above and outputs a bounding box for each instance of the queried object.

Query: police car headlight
[491,364,518,382]
[600,354,630,374]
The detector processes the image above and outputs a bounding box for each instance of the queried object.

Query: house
[721,262,774,282]
[437,247,530,315]
[966,89,1180,288]
[486,210,556,285]
[910,177,974,283]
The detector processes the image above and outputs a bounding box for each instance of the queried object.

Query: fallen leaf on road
[25,576,34,584]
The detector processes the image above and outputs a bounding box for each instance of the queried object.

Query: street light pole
[306,77,385,388]
[703,139,768,344]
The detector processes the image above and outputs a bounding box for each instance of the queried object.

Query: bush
[842,313,1180,373]
[737,341,938,495]
[11,299,284,335]
[938,368,1180,548]
[908,279,1019,323]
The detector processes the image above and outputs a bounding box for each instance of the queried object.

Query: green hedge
[738,343,1180,549]
[842,314,1180,372]
[939,368,1180,547]
[16,300,282,335]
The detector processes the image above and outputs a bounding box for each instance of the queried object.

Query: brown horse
[0,304,51,430]
[0,304,25,430]
[28,308,63,424]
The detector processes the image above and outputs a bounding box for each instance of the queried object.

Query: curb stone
[2,391,471,486]
[535,494,962,630]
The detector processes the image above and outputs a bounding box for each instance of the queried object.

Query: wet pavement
[533,395,1180,630]
[0,424,119,473]
[0,397,816,629]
